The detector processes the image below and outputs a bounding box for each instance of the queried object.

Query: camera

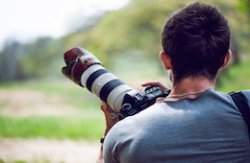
[63,47,170,117]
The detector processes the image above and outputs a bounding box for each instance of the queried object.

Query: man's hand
[142,81,169,102]
[101,102,120,135]
[142,81,167,90]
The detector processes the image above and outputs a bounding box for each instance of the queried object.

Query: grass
[0,78,101,110]
[0,79,105,140]
[0,114,105,140]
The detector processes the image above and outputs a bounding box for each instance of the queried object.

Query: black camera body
[120,86,170,117]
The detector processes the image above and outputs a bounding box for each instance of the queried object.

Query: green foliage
[0,40,24,82]
[0,0,249,82]
[60,0,250,69]
[20,37,65,78]
[237,0,250,15]
[72,0,186,64]
[218,55,250,92]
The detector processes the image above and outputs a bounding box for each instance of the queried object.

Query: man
[98,2,250,163]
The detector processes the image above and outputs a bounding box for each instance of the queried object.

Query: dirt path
[0,139,100,163]
[0,89,77,117]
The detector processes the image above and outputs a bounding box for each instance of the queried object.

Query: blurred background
[0,0,249,162]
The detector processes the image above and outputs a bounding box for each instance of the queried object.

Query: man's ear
[160,50,172,70]
[220,50,232,69]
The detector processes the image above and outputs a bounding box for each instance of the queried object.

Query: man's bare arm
[96,102,120,163]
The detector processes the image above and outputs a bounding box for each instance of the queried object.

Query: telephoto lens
[62,47,169,117]
[63,47,137,112]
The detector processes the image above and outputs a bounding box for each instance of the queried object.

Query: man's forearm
[97,102,120,163]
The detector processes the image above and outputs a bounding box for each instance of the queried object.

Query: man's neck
[168,76,215,100]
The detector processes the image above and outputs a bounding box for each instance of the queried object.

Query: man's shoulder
[106,102,168,137]
[104,102,169,152]
[118,102,167,125]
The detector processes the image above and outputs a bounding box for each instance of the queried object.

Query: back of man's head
[162,2,230,83]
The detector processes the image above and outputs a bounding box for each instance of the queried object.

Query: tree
[0,39,24,83]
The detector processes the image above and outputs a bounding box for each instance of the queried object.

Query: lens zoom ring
[86,69,108,91]
[100,79,124,102]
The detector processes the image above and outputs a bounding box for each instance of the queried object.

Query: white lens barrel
[107,85,132,112]
[91,72,118,96]
[80,64,105,87]
[80,64,133,112]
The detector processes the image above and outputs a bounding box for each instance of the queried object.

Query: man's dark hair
[162,2,230,83]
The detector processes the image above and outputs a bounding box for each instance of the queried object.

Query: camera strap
[229,91,250,140]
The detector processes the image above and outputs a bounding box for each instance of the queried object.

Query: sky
[0,0,130,48]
